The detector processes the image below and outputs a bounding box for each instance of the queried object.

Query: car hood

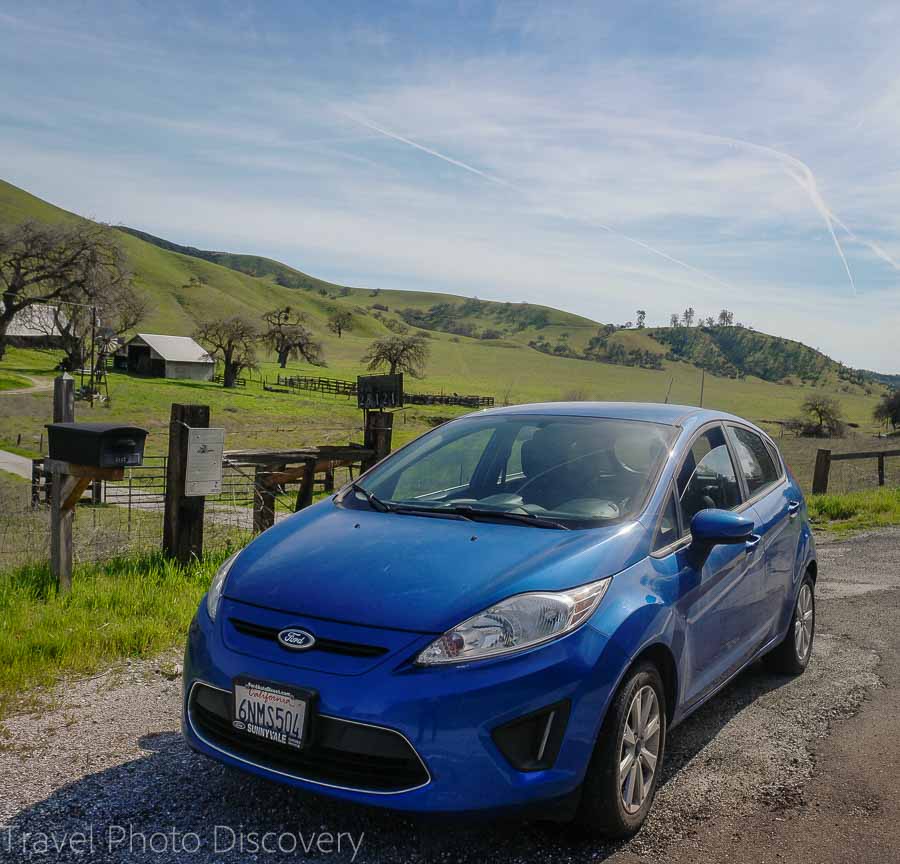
[223,500,651,633]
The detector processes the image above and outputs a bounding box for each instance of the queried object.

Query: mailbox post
[45,422,148,593]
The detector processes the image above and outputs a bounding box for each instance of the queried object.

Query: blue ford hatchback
[183,402,816,837]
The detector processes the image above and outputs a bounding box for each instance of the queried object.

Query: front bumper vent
[491,700,571,772]
[189,683,429,793]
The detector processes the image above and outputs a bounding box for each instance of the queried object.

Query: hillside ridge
[0,178,885,392]
[119,216,877,388]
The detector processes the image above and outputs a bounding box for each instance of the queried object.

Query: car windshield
[345,414,676,528]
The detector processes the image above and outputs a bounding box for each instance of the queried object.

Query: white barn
[119,333,215,381]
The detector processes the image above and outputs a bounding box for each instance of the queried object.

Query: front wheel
[575,663,667,839]
[767,574,815,675]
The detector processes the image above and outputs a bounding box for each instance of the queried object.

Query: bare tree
[635,310,646,329]
[196,316,259,387]
[717,309,734,327]
[362,335,430,377]
[669,313,680,328]
[0,220,130,360]
[23,270,147,372]
[682,306,695,327]
[263,306,324,368]
[327,311,353,339]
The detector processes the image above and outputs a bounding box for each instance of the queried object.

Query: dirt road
[1,528,898,863]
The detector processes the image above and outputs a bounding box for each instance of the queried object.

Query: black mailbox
[46,422,148,468]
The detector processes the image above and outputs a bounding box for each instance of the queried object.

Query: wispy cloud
[2,0,899,370]
[339,110,737,293]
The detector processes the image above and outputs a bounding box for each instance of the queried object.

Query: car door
[727,425,798,644]
[666,424,763,706]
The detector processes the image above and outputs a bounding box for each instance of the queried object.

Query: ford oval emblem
[277,628,316,651]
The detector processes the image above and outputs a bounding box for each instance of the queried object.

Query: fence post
[878,453,885,487]
[362,410,393,472]
[31,459,41,509]
[49,375,76,592]
[163,404,209,564]
[294,457,318,512]
[53,373,75,423]
[253,463,283,532]
[812,448,832,495]
[49,467,76,593]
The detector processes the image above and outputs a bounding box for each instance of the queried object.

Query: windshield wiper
[440,504,569,530]
[349,482,393,513]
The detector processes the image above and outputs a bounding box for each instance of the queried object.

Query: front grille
[229,618,389,658]
[189,683,429,793]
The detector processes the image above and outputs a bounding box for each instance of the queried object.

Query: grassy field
[0,551,225,718]
[0,342,889,480]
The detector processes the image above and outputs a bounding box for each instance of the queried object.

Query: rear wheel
[767,574,815,675]
[576,663,666,839]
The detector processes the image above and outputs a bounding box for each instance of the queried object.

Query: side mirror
[688,509,754,567]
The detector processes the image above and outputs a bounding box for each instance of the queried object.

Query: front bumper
[182,598,627,813]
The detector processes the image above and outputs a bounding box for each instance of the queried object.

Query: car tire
[575,662,667,839]
[767,573,815,676]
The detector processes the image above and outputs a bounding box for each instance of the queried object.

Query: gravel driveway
[2,528,898,864]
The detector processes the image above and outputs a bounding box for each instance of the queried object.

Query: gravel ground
[0,528,896,864]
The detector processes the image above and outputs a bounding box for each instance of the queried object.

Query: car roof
[476,401,747,428]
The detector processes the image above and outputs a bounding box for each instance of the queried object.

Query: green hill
[0,178,885,436]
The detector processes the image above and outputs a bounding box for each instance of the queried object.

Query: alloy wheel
[619,685,661,814]
[794,583,814,661]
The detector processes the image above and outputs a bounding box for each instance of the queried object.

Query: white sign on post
[185,427,225,497]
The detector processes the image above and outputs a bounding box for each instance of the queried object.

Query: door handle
[787,501,800,520]
[745,534,761,554]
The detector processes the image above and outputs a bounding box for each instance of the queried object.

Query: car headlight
[415,577,611,665]
[206,551,241,622]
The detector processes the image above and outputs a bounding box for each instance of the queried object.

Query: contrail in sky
[341,112,516,189]
[340,110,735,292]
[701,134,857,294]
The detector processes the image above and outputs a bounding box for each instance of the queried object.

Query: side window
[653,491,680,552]
[729,426,780,496]
[677,425,741,532]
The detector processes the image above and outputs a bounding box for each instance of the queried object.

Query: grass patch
[0,550,231,718]
[0,442,40,458]
[0,372,30,391]
[809,487,900,535]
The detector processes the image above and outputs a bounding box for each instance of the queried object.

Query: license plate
[231,677,313,750]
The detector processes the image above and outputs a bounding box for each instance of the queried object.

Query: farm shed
[118,333,214,381]
[3,303,66,349]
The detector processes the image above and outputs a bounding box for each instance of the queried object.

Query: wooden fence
[274,373,495,408]
[276,374,357,397]
[812,447,900,494]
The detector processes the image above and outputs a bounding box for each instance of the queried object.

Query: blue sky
[2,1,899,371]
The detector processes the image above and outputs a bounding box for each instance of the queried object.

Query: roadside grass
[809,487,900,535]
[0,550,229,719]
